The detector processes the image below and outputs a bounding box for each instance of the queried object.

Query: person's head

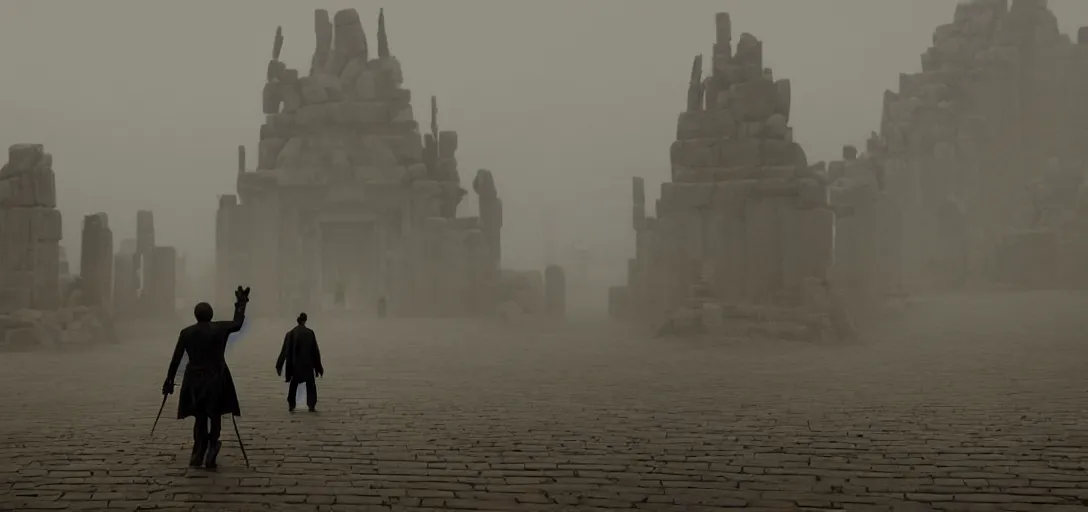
[194,302,213,322]
[297,312,307,325]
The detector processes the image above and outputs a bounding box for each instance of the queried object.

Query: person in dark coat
[162,286,250,469]
[275,312,324,412]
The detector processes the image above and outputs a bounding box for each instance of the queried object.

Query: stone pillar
[0,144,62,312]
[544,264,566,319]
[474,169,502,312]
[112,238,138,317]
[135,210,154,310]
[474,169,502,270]
[79,213,113,310]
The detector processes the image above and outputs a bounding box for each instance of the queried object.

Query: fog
[2,0,1088,277]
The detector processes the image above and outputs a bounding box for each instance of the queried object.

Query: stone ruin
[0,144,111,350]
[217,8,504,317]
[609,14,848,342]
[830,0,1088,310]
[105,210,179,320]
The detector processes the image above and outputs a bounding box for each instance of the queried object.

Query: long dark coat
[275,325,323,382]
[164,306,245,419]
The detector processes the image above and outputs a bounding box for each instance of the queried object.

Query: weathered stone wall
[0,144,62,313]
[222,8,503,318]
[831,0,1088,301]
[0,145,113,351]
[613,13,841,342]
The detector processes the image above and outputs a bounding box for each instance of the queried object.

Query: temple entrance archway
[318,218,378,312]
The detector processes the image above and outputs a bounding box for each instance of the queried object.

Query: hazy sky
[2,1,1087,275]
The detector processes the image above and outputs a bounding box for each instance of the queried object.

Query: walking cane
[230,415,251,468]
[149,393,169,439]
[149,382,179,439]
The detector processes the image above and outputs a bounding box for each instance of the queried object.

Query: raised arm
[214,286,250,334]
[164,332,185,384]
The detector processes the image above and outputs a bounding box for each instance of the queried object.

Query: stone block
[298,76,329,105]
[797,179,829,209]
[762,140,804,168]
[343,101,389,126]
[3,144,45,176]
[293,104,329,133]
[671,183,715,210]
[673,167,716,183]
[355,70,378,100]
[262,82,281,114]
[29,207,62,241]
[719,138,761,167]
[435,157,459,182]
[671,139,720,168]
[361,136,399,167]
[438,130,459,158]
[676,111,707,140]
[762,114,789,139]
[383,133,424,164]
[391,104,414,124]
[274,137,304,169]
[258,138,285,170]
[735,33,762,66]
[715,13,732,45]
[0,167,56,208]
[729,78,778,122]
[328,11,368,75]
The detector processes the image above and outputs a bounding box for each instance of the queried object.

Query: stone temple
[612,14,845,342]
[216,9,503,317]
[830,0,1088,314]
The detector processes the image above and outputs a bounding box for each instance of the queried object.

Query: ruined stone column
[0,144,62,312]
[134,210,154,312]
[113,238,138,317]
[79,213,113,310]
[544,264,566,319]
[474,170,502,269]
[473,169,502,313]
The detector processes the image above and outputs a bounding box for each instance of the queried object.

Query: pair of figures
[161,286,325,469]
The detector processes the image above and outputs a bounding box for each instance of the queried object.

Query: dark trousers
[288,377,317,408]
[193,414,222,443]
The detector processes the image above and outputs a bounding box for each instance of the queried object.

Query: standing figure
[162,286,250,469]
[275,312,324,412]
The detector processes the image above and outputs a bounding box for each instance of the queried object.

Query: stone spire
[686,54,703,112]
[273,26,283,61]
[378,8,390,58]
[430,95,439,139]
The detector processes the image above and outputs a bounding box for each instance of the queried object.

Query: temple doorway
[318,220,377,311]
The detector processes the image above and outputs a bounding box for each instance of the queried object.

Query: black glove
[276,367,282,377]
[316,369,324,378]
[162,380,175,395]
[234,286,251,305]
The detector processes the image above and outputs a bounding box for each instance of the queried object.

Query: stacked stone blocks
[613,14,839,341]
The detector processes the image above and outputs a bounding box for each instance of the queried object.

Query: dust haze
[2,0,1084,281]
[5,1,1088,510]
